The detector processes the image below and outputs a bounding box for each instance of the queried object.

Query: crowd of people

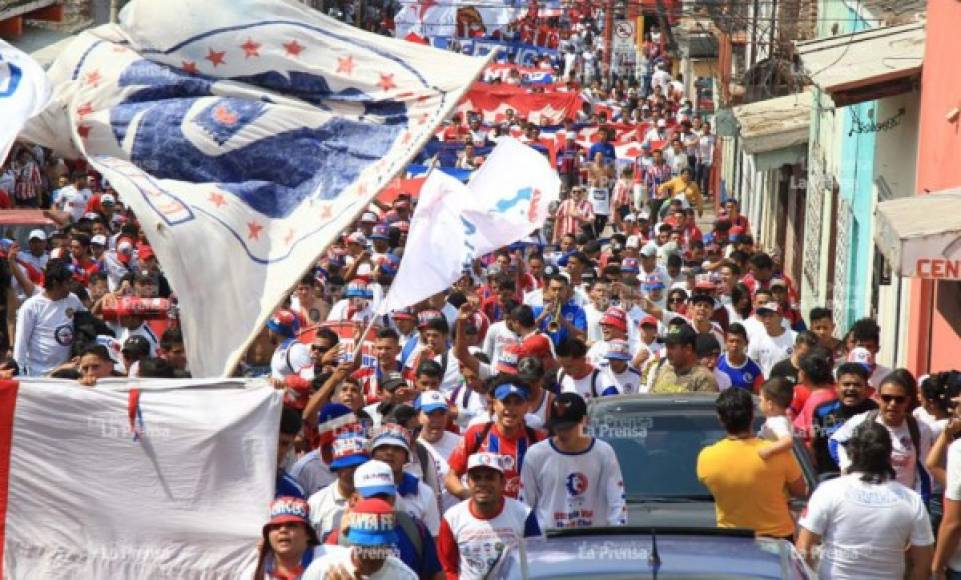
[5,2,961,579]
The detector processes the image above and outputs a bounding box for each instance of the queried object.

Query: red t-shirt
[447,422,544,498]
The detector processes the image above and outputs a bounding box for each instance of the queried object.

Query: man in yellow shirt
[696,388,807,539]
[656,168,703,217]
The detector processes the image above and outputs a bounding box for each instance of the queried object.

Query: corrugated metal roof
[795,22,924,99]
[732,89,813,154]
[860,0,926,25]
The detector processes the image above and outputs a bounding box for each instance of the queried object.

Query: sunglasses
[880,394,907,405]
[310,344,329,352]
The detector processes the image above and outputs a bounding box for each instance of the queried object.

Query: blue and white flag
[24,0,487,377]
[0,39,51,165]
[381,137,559,313]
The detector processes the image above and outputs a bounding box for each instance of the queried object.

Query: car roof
[0,210,61,227]
[509,528,811,579]
[588,393,722,414]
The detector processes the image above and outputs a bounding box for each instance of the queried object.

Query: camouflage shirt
[651,362,719,394]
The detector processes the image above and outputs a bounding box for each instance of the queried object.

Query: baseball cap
[639,244,657,258]
[496,344,521,374]
[121,335,151,358]
[370,424,412,455]
[604,339,631,361]
[415,390,449,413]
[370,224,390,240]
[390,307,416,320]
[360,212,379,224]
[100,193,116,205]
[689,292,716,306]
[330,431,369,470]
[416,309,444,329]
[353,460,397,497]
[345,280,373,299]
[467,452,505,474]
[620,257,640,273]
[28,229,47,241]
[519,334,553,363]
[756,301,781,315]
[623,213,637,223]
[625,236,641,249]
[847,347,875,370]
[262,497,318,542]
[644,274,665,291]
[347,231,367,245]
[600,307,628,332]
[493,383,529,401]
[695,333,722,358]
[548,392,588,430]
[639,314,659,328]
[90,234,107,247]
[516,356,545,383]
[662,323,698,346]
[346,498,398,547]
[769,278,788,289]
[380,371,408,393]
[266,309,299,338]
[316,403,358,434]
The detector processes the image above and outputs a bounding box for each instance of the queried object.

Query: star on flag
[337,55,355,75]
[247,221,263,241]
[77,125,92,140]
[205,48,226,67]
[208,192,226,208]
[240,38,261,58]
[378,73,396,92]
[84,70,102,87]
[182,60,199,74]
[283,40,304,56]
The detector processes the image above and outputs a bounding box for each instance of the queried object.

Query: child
[757,377,794,460]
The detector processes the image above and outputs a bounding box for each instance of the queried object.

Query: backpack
[557,368,603,398]
[864,410,931,502]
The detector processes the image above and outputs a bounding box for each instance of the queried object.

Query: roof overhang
[796,22,925,107]
[874,189,961,280]
[732,89,812,157]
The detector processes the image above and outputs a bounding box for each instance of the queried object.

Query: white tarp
[1,378,282,579]
[874,188,961,279]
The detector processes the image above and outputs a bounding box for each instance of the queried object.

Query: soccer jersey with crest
[519,438,627,529]
[447,423,544,498]
[437,498,541,580]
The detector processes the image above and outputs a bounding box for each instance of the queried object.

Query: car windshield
[589,409,724,500]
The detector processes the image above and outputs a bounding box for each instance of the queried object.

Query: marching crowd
[4,4,961,580]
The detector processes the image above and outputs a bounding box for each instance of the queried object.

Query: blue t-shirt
[588,141,616,161]
[533,301,587,346]
[716,353,763,391]
[276,469,306,499]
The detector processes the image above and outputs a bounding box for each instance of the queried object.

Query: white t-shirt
[943,439,961,570]
[421,431,463,512]
[798,473,933,580]
[308,480,350,539]
[519,438,627,529]
[271,339,312,380]
[713,368,733,391]
[481,321,518,370]
[558,367,619,400]
[440,498,539,579]
[602,363,643,394]
[747,329,797,378]
[57,185,91,222]
[588,186,610,216]
[107,321,160,357]
[13,292,86,376]
[303,546,417,580]
[759,415,792,441]
[831,412,934,492]
[396,475,442,536]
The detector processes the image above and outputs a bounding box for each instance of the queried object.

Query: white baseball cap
[416,390,449,413]
[639,243,658,258]
[100,193,116,205]
[625,235,641,249]
[28,229,46,241]
[353,460,396,498]
[467,452,505,474]
[90,234,107,246]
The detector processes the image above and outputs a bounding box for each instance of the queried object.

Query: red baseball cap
[600,307,628,332]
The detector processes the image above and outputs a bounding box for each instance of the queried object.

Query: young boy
[716,323,764,392]
[757,377,794,460]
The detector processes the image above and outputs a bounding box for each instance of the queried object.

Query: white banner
[23,0,486,377]
[381,137,560,312]
[0,39,51,165]
[1,378,282,578]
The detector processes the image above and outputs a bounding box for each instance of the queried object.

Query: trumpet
[546,301,563,333]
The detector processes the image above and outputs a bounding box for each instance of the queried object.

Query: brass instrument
[546,301,563,333]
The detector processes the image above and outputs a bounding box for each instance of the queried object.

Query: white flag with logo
[21,0,486,377]
[0,39,51,165]
[381,137,559,312]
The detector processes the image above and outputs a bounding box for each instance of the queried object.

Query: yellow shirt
[696,437,801,537]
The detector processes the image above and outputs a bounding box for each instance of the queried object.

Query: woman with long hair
[253,497,325,580]
[798,421,934,579]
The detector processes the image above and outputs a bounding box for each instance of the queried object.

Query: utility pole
[604,0,614,87]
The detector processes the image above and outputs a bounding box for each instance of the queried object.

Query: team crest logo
[65,308,75,319]
[565,472,589,497]
[54,324,74,346]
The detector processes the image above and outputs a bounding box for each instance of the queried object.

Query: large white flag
[22,0,487,377]
[381,137,559,312]
[0,377,282,578]
[0,39,51,165]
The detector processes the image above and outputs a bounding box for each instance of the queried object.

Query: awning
[875,189,961,280]
[732,89,812,170]
[795,22,925,107]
